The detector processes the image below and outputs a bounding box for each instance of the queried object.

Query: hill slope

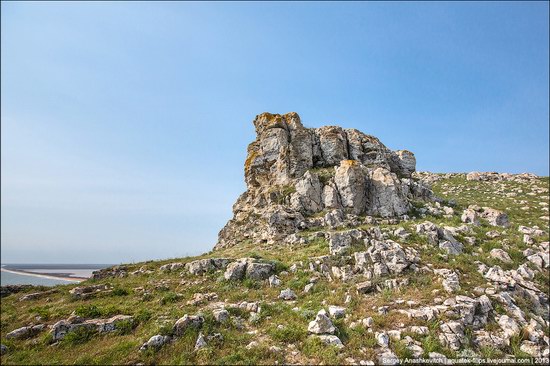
[1,173,548,365]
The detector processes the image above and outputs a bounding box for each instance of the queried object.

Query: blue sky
[1,1,549,264]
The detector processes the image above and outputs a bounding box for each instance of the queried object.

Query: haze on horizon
[1,2,549,264]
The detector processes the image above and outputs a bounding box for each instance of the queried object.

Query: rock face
[216,112,433,249]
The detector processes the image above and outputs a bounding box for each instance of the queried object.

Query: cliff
[217,112,432,249]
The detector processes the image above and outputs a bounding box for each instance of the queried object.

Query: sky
[1,1,549,264]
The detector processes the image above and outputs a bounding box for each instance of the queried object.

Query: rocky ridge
[217,112,432,249]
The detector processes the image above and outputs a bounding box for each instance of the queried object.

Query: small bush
[268,324,307,343]
[30,306,52,321]
[158,323,174,336]
[102,304,122,317]
[115,319,134,335]
[75,305,102,318]
[242,278,260,289]
[160,292,181,305]
[112,287,129,296]
[270,259,288,274]
[135,309,152,323]
[302,336,340,364]
[62,326,96,345]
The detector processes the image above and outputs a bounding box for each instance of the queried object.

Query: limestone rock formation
[216,112,433,249]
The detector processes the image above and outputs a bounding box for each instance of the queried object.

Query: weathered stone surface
[246,262,274,280]
[50,315,133,341]
[195,332,207,350]
[19,289,57,301]
[139,335,171,352]
[434,269,461,293]
[328,305,346,318]
[160,262,184,272]
[396,150,416,176]
[91,265,127,280]
[69,285,109,299]
[224,261,247,281]
[439,321,465,350]
[290,171,323,214]
[461,209,480,225]
[173,314,204,336]
[354,240,415,277]
[489,248,513,263]
[213,309,229,323]
[6,324,45,339]
[278,288,297,301]
[480,207,509,227]
[308,310,336,334]
[215,112,431,249]
[317,334,344,348]
[186,258,231,275]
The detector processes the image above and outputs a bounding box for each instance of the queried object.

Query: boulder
[308,311,336,334]
[480,207,509,227]
[173,314,204,336]
[439,321,465,350]
[489,249,513,263]
[328,305,346,318]
[246,262,274,280]
[195,332,207,350]
[139,334,171,352]
[6,324,45,339]
[186,258,231,275]
[50,315,133,341]
[213,309,229,323]
[317,334,344,349]
[279,288,297,301]
[224,261,247,281]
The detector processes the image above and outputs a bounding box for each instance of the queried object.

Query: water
[0,270,77,286]
[1,264,112,286]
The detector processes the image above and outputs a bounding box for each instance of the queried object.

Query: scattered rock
[195,332,207,350]
[489,248,513,263]
[173,314,204,336]
[328,305,346,318]
[213,309,229,323]
[308,310,336,334]
[317,334,344,349]
[376,332,390,347]
[279,288,297,301]
[6,324,45,339]
[186,258,232,276]
[480,207,509,227]
[268,275,281,287]
[19,289,57,302]
[139,335,171,352]
[69,284,109,299]
[51,315,133,341]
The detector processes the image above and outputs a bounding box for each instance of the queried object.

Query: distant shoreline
[0,267,85,283]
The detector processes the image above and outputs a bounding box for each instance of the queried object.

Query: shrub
[112,287,129,296]
[115,319,134,335]
[62,326,96,345]
[30,306,52,321]
[75,305,102,318]
[268,324,307,343]
[160,292,181,305]
[135,309,152,323]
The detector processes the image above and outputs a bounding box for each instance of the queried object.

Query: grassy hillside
[1,174,548,365]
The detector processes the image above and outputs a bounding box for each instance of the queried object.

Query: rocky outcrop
[50,315,133,341]
[216,112,433,249]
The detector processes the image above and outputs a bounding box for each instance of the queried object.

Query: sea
[0,264,112,286]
